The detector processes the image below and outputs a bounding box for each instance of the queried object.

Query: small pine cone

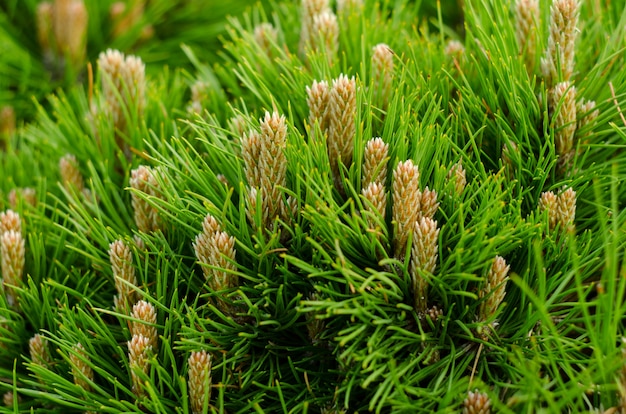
[70,343,94,392]
[409,217,440,313]
[556,186,576,234]
[258,112,288,224]
[540,0,579,86]
[129,166,163,233]
[362,137,389,188]
[478,256,510,325]
[119,54,146,117]
[447,161,466,196]
[371,44,394,110]
[549,82,577,172]
[328,75,357,191]
[306,80,330,134]
[128,334,152,398]
[29,334,52,367]
[254,23,279,57]
[444,40,465,59]
[242,130,263,189]
[420,187,439,220]
[228,114,248,138]
[463,390,492,414]
[298,0,331,56]
[0,210,22,235]
[109,239,138,314]
[8,187,37,209]
[539,191,559,230]
[188,350,212,414]
[426,305,443,322]
[514,0,539,73]
[1,230,25,307]
[131,300,158,351]
[53,0,88,68]
[392,160,421,259]
[362,182,387,231]
[576,99,599,139]
[59,154,85,193]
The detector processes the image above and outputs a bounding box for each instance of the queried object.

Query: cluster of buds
[128,334,152,399]
[188,350,212,414]
[131,300,158,352]
[29,333,52,369]
[447,161,467,196]
[538,186,576,234]
[0,210,25,307]
[193,214,238,315]
[298,0,331,58]
[576,99,600,140]
[254,23,279,58]
[59,154,93,201]
[476,256,510,340]
[306,75,357,192]
[8,188,37,210]
[36,0,88,74]
[371,44,394,111]
[69,342,94,392]
[94,49,146,155]
[109,239,138,314]
[129,165,166,233]
[548,82,577,173]
[409,217,440,313]
[110,0,153,40]
[463,390,492,414]
[514,0,539,74]
[242,112,296,232]
[540,0,579,88]
[361,138,389,234]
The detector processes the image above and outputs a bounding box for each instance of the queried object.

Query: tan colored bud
[539,191,559,230]
[371,44,394,110]
[8,188,37,210]
[540,0,579,86]
[515,0,539,73]
[576,99,599,139]
[409,217,439,313]
[362,137,389,188]
[0,210,21,235]
[242,130,263,189]
[362,182,387,231]
[29,334,52,367]
[306,80,330,134]
[228,114,248,138]
[1,230,25,307]
[129,165,164,233]
[447,161,466,196]
[109,240,138,313]
[2,391,21,406]
[392,160,421,259]
[420,187,439,219]
[36,3,54,54]
[311,11,339,65]
[131,300,157,350]
[188,351,212,414]
[444,40,465,59]
[111,0,145,38]
[556,186,576,234]
[128,334,151,398]
[0,106,16,141]
[70,343,93,392]
[549,82,577,172]
[328,75,357,191]
[298,0,331,56]
[59,154,85,193]
[463,390,492,414]
[254,23,279,57]
[478,256,510,326]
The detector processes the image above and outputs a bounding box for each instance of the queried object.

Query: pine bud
[0,106,16,142]
[556,186,576,234]
[59,154,85,193]
[576,99,599,139]
[463,390,492,414]
[447,161,466,196]
[70,342,94,392]
[53,0,88,69]
[549,82,577,173]
[311,11,339,65]
[129,165,164,233]
[298,0,331,57]
[1,230,25,307]
[539,191,559,230]
[188,350,212,414]
[187,81,209,115]
[29,334,52,367]
[0,210,21,235]
[362,137,389,188]
[228,114,248,138]
[477,256,510,329]
[110,0,145,38]
[540,0,579,87]
[128,334,151,398]
[444,40,465,59]
[328,75,357,191]
[392,160,421,259]
[371,44,394,111]
[306,80,330,134]
[420,187,439,219]
[362,182,387,231]
[242,130,263,189]
[514,0,539,73]
[131,300,158,351]
[254,23,279,57]
[409,217,439,313]
[8,188,37,209]
[2,391,20,406]
[109,239,138,314]
[36,3,54,56]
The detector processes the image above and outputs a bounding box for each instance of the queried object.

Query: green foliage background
[1,0,626,412]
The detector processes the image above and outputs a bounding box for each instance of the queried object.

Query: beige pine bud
[478,256,510,326]
[8,188,37,209]
[298,0,331,56]
[541,0,579,86]
[444,40,465,59]
[311,11,339,65]
[70,342,93,392]
[242,130,263,189]
[362,137,389,188]
[131,300,157,350]
[109,240,138,313]
[29,334,52,367]
[188,351,212,414]
[59,154,85,193]
[328,75,357,191]
[0,106,16,146]
[362,182,387,231]
[576,99,599,139]
[556,186,576,234]
[549,82,577,172]
[130,165,163,233]
[515,0,539,73]
[2,391,20,406]
[119,54,146,117]
[0,210,21,235]
[53,0,88,69]
[447,161,466,196]
[306,80,330,134]
[254,23,278,57]
[128,334,151,398]
[36,3,54,56]
[420,187,439,219]
[110,0,145,38]
[371,44,394,111]
[392,160,421,259]
[539,191,559,230]
[188,81,209,115]
[409,217,439,313]
[463,390,492,414]
[1,230,25,307]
